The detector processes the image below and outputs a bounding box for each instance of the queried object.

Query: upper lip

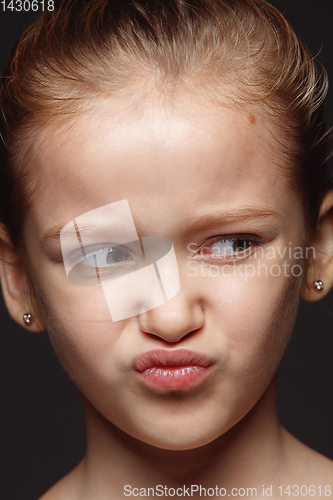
[132,349,214,372]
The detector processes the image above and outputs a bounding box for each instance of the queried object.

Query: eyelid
[199,234,263,249]
[64,243,130,262]
[194,234,263,261]
[82,247,131,268]
[64,244,140,285]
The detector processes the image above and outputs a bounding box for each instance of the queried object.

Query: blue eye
[209,238,252,255]
[65,241,143,285]
[200,237,254,258]
[82,247,132,267]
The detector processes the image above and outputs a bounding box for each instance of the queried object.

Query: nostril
[142,327,202,344]
[137,294,205,343]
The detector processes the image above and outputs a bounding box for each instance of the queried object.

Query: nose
[138,288,205,343]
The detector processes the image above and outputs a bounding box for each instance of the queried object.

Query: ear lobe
[300,191,333,302]
[0,224,46,332]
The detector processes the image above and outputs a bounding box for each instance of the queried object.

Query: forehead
[28,96,294,233]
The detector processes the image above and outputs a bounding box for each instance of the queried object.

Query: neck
[76,375,286,498]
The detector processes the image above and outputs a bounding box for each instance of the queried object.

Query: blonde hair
[0,0,331,247]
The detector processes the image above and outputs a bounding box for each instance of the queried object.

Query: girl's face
[23,96,305,450]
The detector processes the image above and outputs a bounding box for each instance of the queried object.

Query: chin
[115,397,243,451]
[131,421,226,451]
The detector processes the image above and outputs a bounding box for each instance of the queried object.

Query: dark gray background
[0,1,332,499]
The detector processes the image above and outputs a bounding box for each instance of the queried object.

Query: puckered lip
[132,348,215,372]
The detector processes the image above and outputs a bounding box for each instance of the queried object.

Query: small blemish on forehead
[248,114,256,125]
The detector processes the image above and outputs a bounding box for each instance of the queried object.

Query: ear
[0,224,46,332]
[300,191,333,302]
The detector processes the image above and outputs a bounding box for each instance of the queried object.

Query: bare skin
[39,381,333,499]
[0,94,332,499]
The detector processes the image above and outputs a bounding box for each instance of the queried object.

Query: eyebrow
[181,207,281,232]
[40,222,108,256]
[41,222,97,242]
[42,218,131,241]
[41,207,280,243]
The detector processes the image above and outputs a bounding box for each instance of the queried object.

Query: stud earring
[314,280,324,291]
[23,313,33,325]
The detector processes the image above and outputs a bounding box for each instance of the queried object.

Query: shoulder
[38,479,74,500]
[38,462,84,500]
[281,428,333,483]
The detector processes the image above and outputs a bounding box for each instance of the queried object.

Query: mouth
[132,349,214,390]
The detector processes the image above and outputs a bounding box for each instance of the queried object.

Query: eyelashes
[193,235,263,264]
[65,235,261,265]
[65,241,140,265]
[61,234,262,285]
[62,242,143,284]
[80,246,133,268]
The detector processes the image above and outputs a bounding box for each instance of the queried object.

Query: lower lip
[139,365,211,390]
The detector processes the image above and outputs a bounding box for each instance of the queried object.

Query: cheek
[26,248,303,449]
[208,263,301,382]
[32,272,126,385]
